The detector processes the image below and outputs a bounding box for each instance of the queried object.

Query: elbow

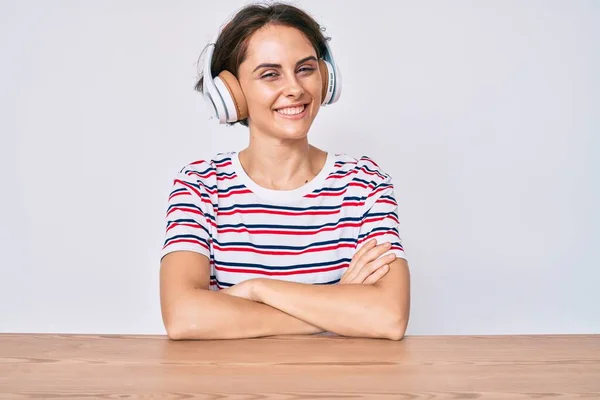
[385,319,407,341]
[163,304,213,341]
[165,322,186,341]
[162,304,192,341]
[379,306,409,341]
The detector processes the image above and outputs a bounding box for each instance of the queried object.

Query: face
[237,24,322,140]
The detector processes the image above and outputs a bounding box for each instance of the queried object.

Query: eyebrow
[252,56,318,73]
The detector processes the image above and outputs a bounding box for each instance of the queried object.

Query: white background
[1,0,598,335]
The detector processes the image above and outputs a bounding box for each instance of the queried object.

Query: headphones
[202,30,342,124]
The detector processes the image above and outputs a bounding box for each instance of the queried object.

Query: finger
[350,239,378,267]
[363,264,390,285]
[344,241,391,284]
[361,242,393,264]
[353,253,396,283]
[347,242,392,281]
[342,239,378,282]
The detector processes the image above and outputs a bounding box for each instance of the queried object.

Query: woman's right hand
[339,239,397,285]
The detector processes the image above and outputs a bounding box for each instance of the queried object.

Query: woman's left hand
[220,279,260,301]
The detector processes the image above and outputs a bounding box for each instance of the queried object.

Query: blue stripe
[357,227,400,240]
[213,237,357,250]
[212,276,341,287]
[218,184,246,194]
[361,210,399,220]
[217,202,342,213]
[166,218,202,228]
[217,216,363,230]
[215,257,352,271]
[164,233,209,246]
[183,166,214,176]
[167,202,203,214]
[213,155,233,164]
[312,186,349,194]
[354,177,376,186]
[315,278,341,285]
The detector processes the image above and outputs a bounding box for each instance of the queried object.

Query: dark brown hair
[194,1,330,127]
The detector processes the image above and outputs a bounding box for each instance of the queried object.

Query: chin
[273,123,311,139]
[270,109,316,139]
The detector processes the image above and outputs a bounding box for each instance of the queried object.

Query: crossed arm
[160,248,410,341]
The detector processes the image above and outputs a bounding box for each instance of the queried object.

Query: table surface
[1,333,599,399]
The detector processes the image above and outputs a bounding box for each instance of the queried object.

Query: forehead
[244,24,316,64]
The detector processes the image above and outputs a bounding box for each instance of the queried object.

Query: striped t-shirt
[161,151,407,290]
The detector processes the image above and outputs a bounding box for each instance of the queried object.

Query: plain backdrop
[1,0,598,335]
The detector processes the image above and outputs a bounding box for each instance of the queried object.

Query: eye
[261,72,278,79]
[298,67,315,74]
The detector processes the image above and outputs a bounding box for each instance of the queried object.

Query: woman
[159,2,410,340]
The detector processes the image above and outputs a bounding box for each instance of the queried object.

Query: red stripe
[219,188,253,198]
[164,238,209,251]
[218,209,339,217]
[166,222,201,232]
[357,231,399,246]
[190,160,209,165]
[215,160,233,168]
[361,157,380,169]
[218,221,363,235]
[368,185,390,199]
[174,179,215,199]
[168,191,190,201]
[167,206,203,217]
[215,263,348,276]
[326,169,358,180]
[213,242,355,256]
[304,189,347,199]
[186,170,216,179]
[166,209,217,228]
[350,181,377,190]
[377,198,397,206]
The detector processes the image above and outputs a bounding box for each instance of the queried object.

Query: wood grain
[1,333,599,399]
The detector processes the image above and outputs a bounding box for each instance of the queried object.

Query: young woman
[159,2,410,340]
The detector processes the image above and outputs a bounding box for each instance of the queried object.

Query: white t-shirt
[161,151,407,290]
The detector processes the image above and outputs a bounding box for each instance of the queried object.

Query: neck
[238,130,326,191]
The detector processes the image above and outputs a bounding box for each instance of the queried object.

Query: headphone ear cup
[216,70,248,122]
[319,59,335,105]
[318,59,329,105]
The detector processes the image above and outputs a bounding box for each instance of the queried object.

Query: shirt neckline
[230,150,337,203]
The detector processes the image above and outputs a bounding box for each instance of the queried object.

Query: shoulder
[355,155,392,183]
[169,151,236,200]
[332,153,396,211]
[174,151,235,183]
[334,153,393,186]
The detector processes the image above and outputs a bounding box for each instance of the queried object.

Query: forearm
[168,288,324,340]
[254,280,405,340]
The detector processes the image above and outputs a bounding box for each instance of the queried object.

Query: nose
[282,74,304,99]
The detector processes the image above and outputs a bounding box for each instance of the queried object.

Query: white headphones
[202,32,342,124]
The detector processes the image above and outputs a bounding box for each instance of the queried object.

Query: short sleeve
[356,170,407,261]
[160,164,214,261]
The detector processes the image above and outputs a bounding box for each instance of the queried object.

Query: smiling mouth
[275,104,307,115]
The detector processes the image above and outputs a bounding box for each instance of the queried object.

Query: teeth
[276,105,305,115]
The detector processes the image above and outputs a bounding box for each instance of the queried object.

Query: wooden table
[1,333,599,399]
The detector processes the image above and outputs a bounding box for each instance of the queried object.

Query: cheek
[305,75,323,104]
[245,84,278,113]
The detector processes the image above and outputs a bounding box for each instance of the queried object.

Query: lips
[275,104,306,115]
[273,102,309,120]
